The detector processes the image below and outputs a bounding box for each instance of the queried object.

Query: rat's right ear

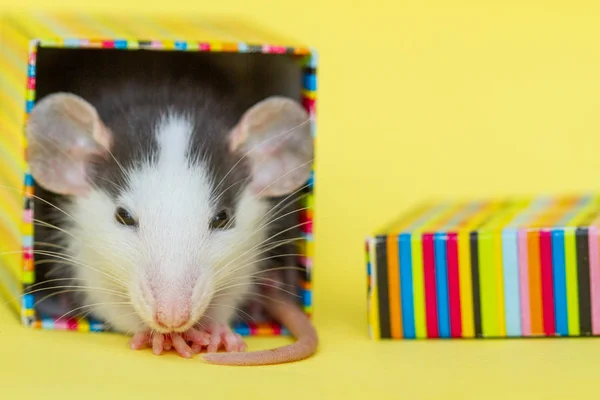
[25,93,113,196]
[228,96,313,198]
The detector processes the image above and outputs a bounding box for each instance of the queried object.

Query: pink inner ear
[249,150,312,198]
[25,92,113,197]
[28,156,90,197]
[251,158,284,196]
[59,162,92,196]
[229,97,313,198]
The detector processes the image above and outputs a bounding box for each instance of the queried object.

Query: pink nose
[154,308,191,330]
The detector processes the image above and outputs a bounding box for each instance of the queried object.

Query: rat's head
[26,92,312,333]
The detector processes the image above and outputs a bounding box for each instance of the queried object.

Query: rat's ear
[25,93,113,197]
[229,96,313,198]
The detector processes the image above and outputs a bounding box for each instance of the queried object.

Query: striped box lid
[366,195,600,340]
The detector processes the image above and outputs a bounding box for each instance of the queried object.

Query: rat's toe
[130,331,151,350]
[224,331,246,352]
[207,329,222,353]
[235,333,248,352]
[193,322,240,353]
[171,333,193,358]
[152,333,165,355]
[191,343,204,354]
[185,328,210,354]
[185,328,210,346]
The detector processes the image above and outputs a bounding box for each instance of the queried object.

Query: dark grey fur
[32,48,305,321]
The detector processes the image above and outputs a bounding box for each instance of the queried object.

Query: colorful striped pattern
[367,195,600,339]
[0,12,316,336]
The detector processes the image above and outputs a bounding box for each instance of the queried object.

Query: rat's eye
[115,207,137,228]
[210,210,231,230]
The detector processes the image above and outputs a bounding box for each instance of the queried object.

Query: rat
[24,49,317,366]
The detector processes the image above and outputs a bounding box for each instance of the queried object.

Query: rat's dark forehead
[186,111,253,209]
[88,80,252,209]
[37,49,266,209]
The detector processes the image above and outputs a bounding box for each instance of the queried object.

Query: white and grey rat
[25,49,317,365]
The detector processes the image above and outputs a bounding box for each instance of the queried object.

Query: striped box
[0,12,317,336]
[366,195,600,339]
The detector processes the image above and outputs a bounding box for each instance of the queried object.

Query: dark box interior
[30,47,310,331]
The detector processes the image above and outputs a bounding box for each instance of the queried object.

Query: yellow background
[2,0,600,398]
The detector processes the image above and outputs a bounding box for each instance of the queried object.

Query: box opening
[28,46,313,334]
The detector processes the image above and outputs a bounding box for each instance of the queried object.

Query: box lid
[371,195,600,237]
[2,11,311,51]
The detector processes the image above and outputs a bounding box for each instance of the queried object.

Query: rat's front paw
[196,322,247,354]
[128,324,246,358]
[129,328,212,358]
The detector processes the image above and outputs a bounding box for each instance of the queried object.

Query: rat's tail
[201,299,318,366]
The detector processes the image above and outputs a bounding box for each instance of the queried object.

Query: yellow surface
[3,0,600,398]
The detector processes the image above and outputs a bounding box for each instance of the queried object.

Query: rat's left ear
[25,93,113,197]
[229,96,313,198]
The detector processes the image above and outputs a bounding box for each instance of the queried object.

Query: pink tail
[202,300,318,366]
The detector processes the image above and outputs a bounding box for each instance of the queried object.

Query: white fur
[65,114,269,334]
[155,113,193,168]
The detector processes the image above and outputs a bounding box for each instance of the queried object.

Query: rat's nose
[154,306,191,330]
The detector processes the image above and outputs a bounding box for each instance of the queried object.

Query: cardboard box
[0,12,316,335]
[366,196,600,339]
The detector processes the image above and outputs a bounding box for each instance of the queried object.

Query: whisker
[263,197,310,228]
[96,175,128,193]
[250,265,306,274]
[32,262,129,291]
[34,259,75,266]
[56,301,133,322]
[100,146,127,180]
[206,303,255,323]
[211,221,310,281]
[256,184,310,227]
[209,238,305,285]
[4,249,129,287]
[34,241,69,251]
[200,314,217,326]
[209,207,310,276]
[214,253,303,286]
[33,220,129,273]
[248,208,311,240]
[211,290,292,307]
[32,287,129,308]
[216,276,299,297]
[22,277,114,290]
[211,176,248,207]
[257,206,309,235]
[251,236,305,252]
[0,185,130,275]
[253,158,314,200]
[25,285,129,298]
[0,184,77,222]
[211,282,300,299]
[99,311,141,332]
[2,248,82,262]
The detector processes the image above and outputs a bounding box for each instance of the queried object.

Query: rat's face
[26,93,312,334]
[69,114,270,333]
